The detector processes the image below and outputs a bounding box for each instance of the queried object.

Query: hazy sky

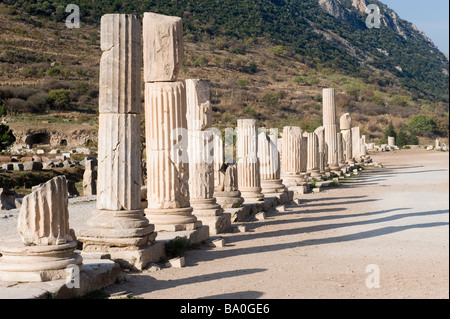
[381,0,449,54]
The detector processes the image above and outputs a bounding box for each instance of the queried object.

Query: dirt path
[102,149,448,299]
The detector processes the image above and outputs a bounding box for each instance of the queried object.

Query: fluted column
[352,126,361,162]
[237,119,264,202]
[144,81,197,230]
[314,126,328,176]
[186,79,230,234]
[280,126,304,187]
[306,132,321,178]
[143,13,199,232]
[258,128,286,194]
[323,88,340,174]
[337,132,345,168]
[340,113,355,165]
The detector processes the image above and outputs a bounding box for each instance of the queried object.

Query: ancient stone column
[258,128,286,194]
[186,79,230,234]
[214,132,244,208]
[388,136,395,147]
[0,176,82,282]
[79,15,159,270]
[337,132,346,168]
[352,126,361,162]
[280,126,304,187]
[143,13,201,234]
[340,113,355,165]
[236,119,264,202]
[300,134,309,184]
[322,88,340,174]
[314,126,327,176]
[144,81,198,230]
[83,159,97,196]
[306,132,321,178]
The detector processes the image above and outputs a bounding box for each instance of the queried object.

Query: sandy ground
[1,148,448,299]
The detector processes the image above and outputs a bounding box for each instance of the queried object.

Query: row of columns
[79,12,367,270]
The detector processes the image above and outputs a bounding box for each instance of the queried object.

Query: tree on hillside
[381,121,396,144]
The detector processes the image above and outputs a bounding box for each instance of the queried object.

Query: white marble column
[314,126,328,176]
[340,113,355,165]
[143,13,200,232]
[337,132,346,168]
[352,126,361,162]
[144,81,198,230]
[79,14,157,270]
[280,126,304,186]
[322,88,340,174]
[306,132,321,178]
[258,128,286,194]
[186,79,230,234]
[237,119,264,202]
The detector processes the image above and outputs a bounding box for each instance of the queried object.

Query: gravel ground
[1,149,448,299]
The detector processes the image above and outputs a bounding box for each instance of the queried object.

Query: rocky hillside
[0,0,448,146]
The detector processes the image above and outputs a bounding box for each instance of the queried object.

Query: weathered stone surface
[258,128,286,194]
[388,136,395,147]
[323,88,339,172]
[306,132,321,178]
[23,161,43,171]
[83,159,97,196]
[99,14,142,114]
[352,126,361,161]
[17,176,72,246]
[96,114,141,211]
[281,126,303,186]
[144,81,197,230]
[340,113,352,130]
[236,119,264,202]
[143,12,183,82]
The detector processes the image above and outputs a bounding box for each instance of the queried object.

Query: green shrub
[46,66,62,76]
[0,124,16,151]
[243,106,257,117]
[238,79,250,88]
[406,114,436,136]
[48,89,71,110]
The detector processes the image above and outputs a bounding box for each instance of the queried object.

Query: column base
[145,207,200,232]
[215,191,244,208]
[261,179,286,194]
[78,209,156,248]
[0,239,83,282]
[281,174,304,187]
[240,187,265,203]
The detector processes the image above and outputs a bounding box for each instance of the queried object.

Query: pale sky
[381,0,449,54]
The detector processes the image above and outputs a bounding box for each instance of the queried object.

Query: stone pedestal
[258,128,286,194]
[0,176,83,282]
[280,126,303,187]
[237,119,264,202]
